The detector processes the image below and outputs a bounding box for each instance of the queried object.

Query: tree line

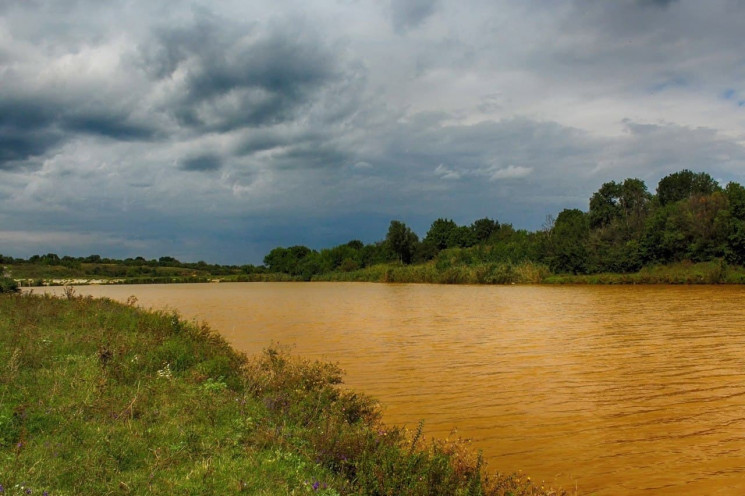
[3,169,744,280]
[263,169,745,278]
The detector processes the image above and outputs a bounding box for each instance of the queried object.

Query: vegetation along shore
[4,169,745,286]
[0,289,565,495]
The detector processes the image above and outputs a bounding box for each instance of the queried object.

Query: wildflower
[0,483,4,492]
[157,363,172,379]
[312,481,320,491]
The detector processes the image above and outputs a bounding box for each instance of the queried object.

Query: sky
[2,0,745,264]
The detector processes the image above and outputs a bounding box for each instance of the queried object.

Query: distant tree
[386,220,419,264]
[619,178,652,232]
[589,181,623,229]
[361,242,392,267]
[318,244,361,272]
[424,218,458,251]
[657,170,720,206]
[725,182,745,264]
[159,256,180,266]
[546,209,589,274]
[470,217,500,244]
[263,245,314,275]
[586,178,650,272]
[346,239,364,250]
[589,178,651,231]
[448,225,476,248]
[642,192,729,263]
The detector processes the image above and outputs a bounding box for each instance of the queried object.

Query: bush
[0,277,18,293]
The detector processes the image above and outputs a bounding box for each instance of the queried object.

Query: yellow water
[53,282,745,495]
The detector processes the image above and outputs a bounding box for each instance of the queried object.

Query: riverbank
[7,258,745,287]
[312,259,745,285]
[0,292,564,495]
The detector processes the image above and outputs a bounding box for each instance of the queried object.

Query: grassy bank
[313,261,549,285]
[8,257,745,287]
[313,259,745,285]
[542,260,745,285]
[0,292,563,495]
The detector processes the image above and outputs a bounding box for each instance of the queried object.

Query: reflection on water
[53,282,745,495]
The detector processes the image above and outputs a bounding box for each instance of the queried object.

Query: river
[45,282,745,495]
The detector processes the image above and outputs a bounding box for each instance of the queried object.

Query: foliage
[0,277,18,293]
[544,209,589,274]
[656,169,721,206]
[386,220,419,264]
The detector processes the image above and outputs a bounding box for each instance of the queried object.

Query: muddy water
[56,282,745,495]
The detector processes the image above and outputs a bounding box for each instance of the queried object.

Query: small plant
[62,285,76,299]
[0,277,18,294]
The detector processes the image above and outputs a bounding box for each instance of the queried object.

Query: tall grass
[0,292,564,495]
[315,260,550,285]
[543,259,744,284]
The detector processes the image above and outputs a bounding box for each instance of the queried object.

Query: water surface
[56,282,745,495]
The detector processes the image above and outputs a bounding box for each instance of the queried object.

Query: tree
[386,220,419,264]
[448,225,476,248]
[589,181,622,229]
[656,170,720,206]
[589,178,650,231]
[263,245,314,275]
[470,217,499,244]
[546,209,589,274]
[725,182,745,263]
[423,218,458,251]
[641,192,729,263]
[346,239,364,250]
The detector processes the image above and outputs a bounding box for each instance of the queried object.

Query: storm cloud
[1,0,745,263]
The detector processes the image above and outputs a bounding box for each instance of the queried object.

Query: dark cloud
[179,154,223,172]
[144,11,340,132]
[391,0,440,34]
[637,0,678,7]
[233,131,290,156]
[0,100,62,168]
[274,143,351,171]
[62,113,156,141]
[0,93,155,167]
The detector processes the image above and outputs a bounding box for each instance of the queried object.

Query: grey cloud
[0,100,63,168]
[637,0,678,7]
[0,97,154,167]
[179,154,223,172]
[62,113,156,141]
[233,131,290,156]
[612,121,745,179]
[273,143,352,171]
[391,0,440,34]
[145,12,340,132]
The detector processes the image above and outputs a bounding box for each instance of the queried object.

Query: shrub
[0,277,18,293]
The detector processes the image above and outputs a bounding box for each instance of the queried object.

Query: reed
[314,260,551,285]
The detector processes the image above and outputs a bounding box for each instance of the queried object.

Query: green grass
[314,261,550,285]
[543,259,745,285]
[0,292,564,495]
